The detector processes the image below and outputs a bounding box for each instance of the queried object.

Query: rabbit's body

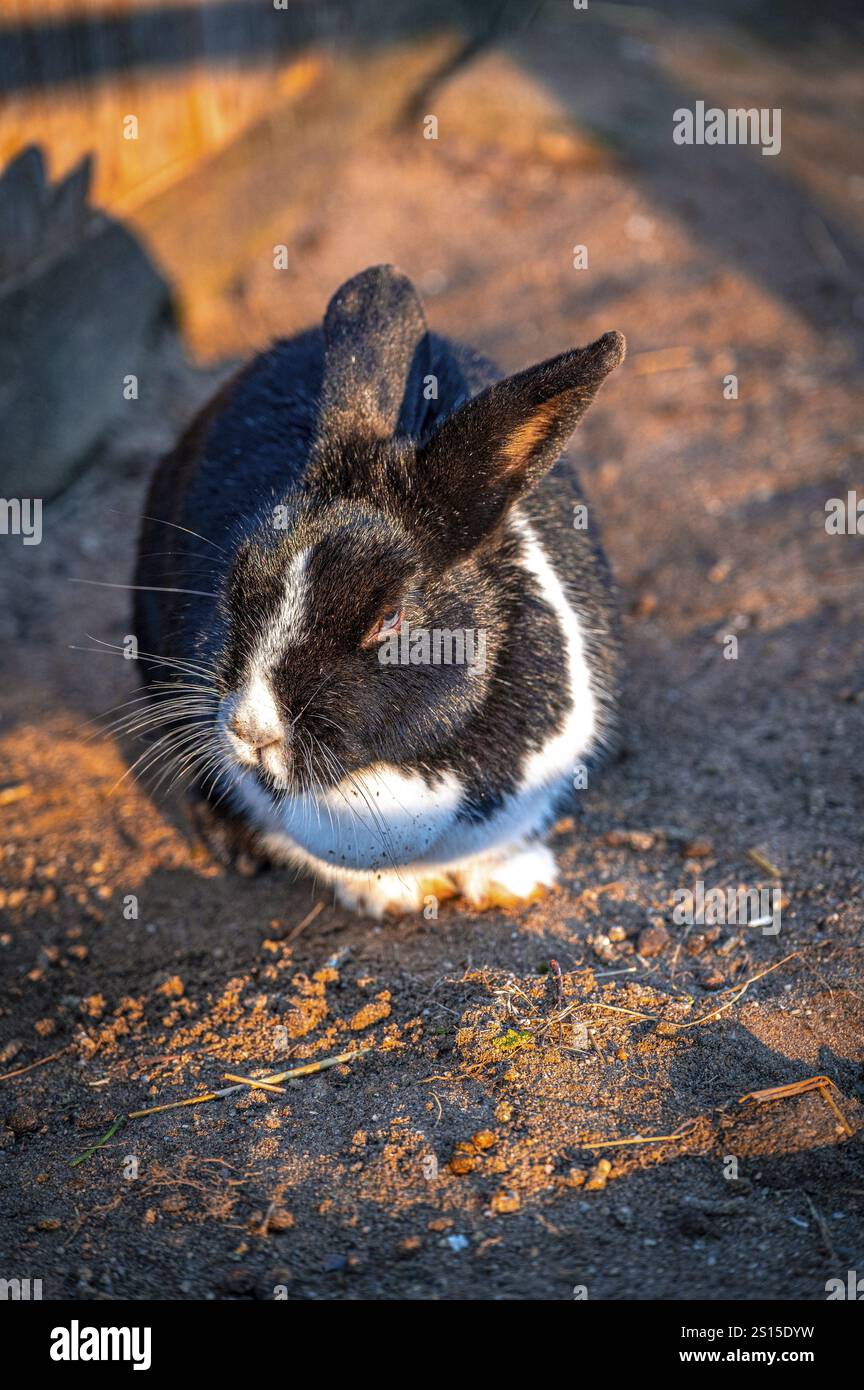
[135,268,623,917]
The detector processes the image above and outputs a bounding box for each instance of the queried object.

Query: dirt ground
[1,3,862,1300]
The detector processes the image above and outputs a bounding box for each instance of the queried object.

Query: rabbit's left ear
[415,331,625,553]
[314,265,429,455]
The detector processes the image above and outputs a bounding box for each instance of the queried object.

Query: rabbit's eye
[363,607,404,647]
[378,608,403,636]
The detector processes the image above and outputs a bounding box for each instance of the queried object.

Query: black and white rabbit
[134,266,624,917]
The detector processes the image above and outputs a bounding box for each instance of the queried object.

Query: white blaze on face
[250,544,311,692]
[222,548,309,783]
[274,549,309,647]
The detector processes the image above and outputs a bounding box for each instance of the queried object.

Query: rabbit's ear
[416,331,625,553]
[314,265,429,453]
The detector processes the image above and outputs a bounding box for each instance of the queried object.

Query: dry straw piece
[222,1074,287,1094]
[579,1119,700,1151]
[738,1074,853,1138]
[127,1049,365,1119]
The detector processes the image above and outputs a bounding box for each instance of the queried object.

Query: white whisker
[69,579,218,598]
[109,508,227,555]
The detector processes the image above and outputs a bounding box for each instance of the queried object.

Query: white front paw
[452,841,558,909]
[333,868,457,920]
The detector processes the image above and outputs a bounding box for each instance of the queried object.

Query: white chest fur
[236,761,464,872]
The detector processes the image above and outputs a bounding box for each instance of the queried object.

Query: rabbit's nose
[229,713,281,753]
[226,676,289,776]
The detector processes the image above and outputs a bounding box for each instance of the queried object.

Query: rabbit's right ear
[312,266,429,468]
[415,331,625,555]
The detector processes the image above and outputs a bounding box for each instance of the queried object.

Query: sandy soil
[1,3,862,1300]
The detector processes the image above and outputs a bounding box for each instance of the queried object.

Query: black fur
[134,265,623,836]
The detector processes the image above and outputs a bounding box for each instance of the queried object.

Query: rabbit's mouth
[227,731,293,794]
[219,686,293,791]
[251,743,292,792]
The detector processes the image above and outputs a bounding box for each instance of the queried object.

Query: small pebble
[491,1191,520,1214]
[215,1268,256,1295]
[605,829,654,850]
[637,923,670,957]
[8,1105,38,1133]
[701,969,726,990]
[449,1143,475,1175]
[585,1159,612,1192]
[683,839,713,857]
[591,934,616,964]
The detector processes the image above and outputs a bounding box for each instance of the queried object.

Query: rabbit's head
[217,266,624,793]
